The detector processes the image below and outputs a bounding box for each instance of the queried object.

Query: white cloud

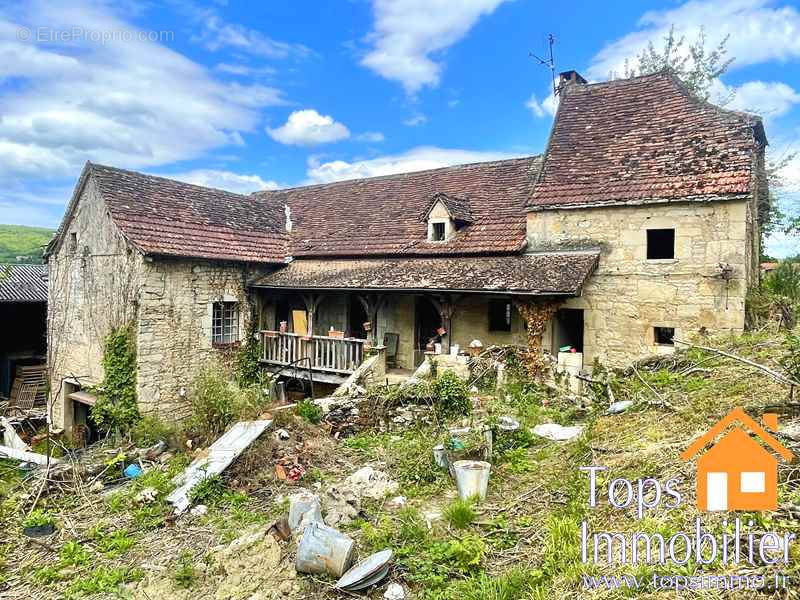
[0,0,285,183]
[191,10,311,59]
[214,63,277,77]
[403,114,427,127]
[715,80,800,120]
[163,169,281,194]
[355,131,385,142]
[524,91,558,119]
[587,0,800,81]
[361,0,509,94]
[267,110,350,146]
[305,146,522,184]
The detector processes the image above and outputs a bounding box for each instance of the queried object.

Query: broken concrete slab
[166,420,271,514]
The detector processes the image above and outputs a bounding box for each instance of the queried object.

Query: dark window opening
[68,232,78,254]
[488,300,512,332]
[431,222,446,241]
[646,229,675,259]
[553,308,584,353]
[212,301,239,345]
[654,326,675,345]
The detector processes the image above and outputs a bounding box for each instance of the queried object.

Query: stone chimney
[557,70,587,96]
[763,413,778,430]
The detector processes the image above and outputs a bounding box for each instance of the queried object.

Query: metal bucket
[432,445,448,468]
[452,460,491,501]
[288,491,323,532]
[296,521,355,577]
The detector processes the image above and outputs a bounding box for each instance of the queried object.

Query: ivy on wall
[91,324,139,434]
[514,299,562,379]
[236,324,262,386]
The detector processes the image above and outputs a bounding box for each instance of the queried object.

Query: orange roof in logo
[681,407,794,462]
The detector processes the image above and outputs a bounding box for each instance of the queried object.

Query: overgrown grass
[443,498,476,529]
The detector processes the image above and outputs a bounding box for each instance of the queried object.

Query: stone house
[46,71,767,431]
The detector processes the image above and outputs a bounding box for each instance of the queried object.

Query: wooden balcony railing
[259,331,366,374]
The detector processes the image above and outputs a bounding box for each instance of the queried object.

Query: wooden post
[429,294,461,354]
[357,293,386,346]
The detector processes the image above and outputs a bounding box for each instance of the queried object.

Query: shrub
[296,399,323,424]
[130,415,175,447]
[764,261,800,302]
[91,325,139,435]
[780,331,800,382]
[188,366,237,439]
[431,370,470,419]
[236,325,263,386]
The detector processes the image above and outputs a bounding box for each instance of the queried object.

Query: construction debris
[288,490,323,532]
[166,419,272,514]
[384,583,406,600]
[532,423,584,441]
[607,400,634,414]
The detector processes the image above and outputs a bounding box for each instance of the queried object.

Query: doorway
[552,308,584,353]
[414,297,441,366]
[348,297,368,339]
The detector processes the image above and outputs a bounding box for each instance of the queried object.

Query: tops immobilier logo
[680,407,794,512]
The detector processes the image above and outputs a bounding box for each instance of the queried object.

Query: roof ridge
[88,162,261,199]
[253,154,540,196]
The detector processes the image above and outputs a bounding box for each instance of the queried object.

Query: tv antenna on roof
[530,33,556,97]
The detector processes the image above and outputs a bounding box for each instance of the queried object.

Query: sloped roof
[421,192,473,223]
[528,72,765,210]
[250,252,599,295]
[50,163,289,264]
[256,156,540,258]
[0,264,47,303]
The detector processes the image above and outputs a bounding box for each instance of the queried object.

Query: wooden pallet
[9,364,47,406]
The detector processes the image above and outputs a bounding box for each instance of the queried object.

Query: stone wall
[527,199,752,367]
[48,178,145,430]
[136,258,268,420]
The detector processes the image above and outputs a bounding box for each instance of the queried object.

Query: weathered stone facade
[48,180,267,430]
[528,199,756,366]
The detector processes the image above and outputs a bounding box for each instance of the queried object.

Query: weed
[188,474,228,506]
[65,566,142,598]
[59,540,90,566]
[502,447,534,474]
[780,331,800,381]
[443,498,476,529]
[32,566,62,585]
[96,529,137,557]
[173,551,198,589]
[22,509,54,528]
[296,399,323,424]
[429,567,544,600]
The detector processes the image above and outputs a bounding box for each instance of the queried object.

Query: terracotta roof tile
[250,252,599,295]
[528,73,764,210]
[89,164,289,264]
[256,156,540,258]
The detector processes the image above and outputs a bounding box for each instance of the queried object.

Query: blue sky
[1,0,798,256]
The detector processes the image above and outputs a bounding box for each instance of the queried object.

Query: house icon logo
[680,407,794,512]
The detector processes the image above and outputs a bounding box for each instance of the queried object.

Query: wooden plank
[0,444,61,465]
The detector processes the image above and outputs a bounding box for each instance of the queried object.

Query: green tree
[622,25,733,102]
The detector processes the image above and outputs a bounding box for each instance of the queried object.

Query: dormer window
[422,192,472,243]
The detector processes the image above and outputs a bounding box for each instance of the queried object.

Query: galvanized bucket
[452,460,491,501]
[432,444,448,468]
[295,521,355,577]
[288,491,323,532]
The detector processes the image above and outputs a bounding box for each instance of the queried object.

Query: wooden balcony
[259,331,366,380]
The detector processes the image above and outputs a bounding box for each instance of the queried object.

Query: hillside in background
[0,224,55,264]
